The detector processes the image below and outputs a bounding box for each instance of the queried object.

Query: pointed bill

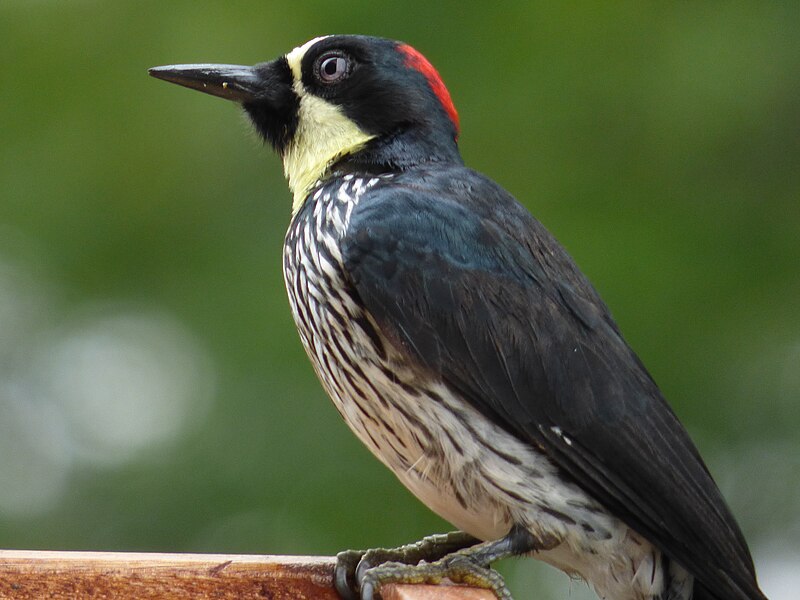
[148,64,262,103]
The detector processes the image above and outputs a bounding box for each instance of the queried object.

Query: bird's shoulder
[342,164,612,319]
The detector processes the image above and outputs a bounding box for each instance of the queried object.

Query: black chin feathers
[243,57,299,153]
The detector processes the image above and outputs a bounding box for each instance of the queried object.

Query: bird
[149,35,768,600]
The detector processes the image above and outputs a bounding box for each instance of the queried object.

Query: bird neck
[335,125,463,175]
[291,125,462,214]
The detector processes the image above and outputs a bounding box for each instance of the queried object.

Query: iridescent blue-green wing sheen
[340,165,764,600]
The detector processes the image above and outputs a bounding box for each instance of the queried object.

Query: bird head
[150,35,462,211]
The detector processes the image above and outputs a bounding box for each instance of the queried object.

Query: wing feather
[340,169,764,600]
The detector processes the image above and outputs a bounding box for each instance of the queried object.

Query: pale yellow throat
[282,38,376,213]
[282,88,375,213]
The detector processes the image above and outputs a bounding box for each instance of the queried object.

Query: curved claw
[335,549,366,600]
[355,548,387,585]
[360,581,376,600]
[355,555,372,588]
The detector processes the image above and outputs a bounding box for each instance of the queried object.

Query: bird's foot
[358,551,512,600]
[335,531,479,599]
[335,526,535,600]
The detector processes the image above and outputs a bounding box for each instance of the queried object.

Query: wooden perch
[0,550,495,599]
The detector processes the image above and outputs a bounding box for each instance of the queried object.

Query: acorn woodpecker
[150,35,767,600]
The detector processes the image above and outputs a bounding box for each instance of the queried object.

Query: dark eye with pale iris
[317,54,349,83]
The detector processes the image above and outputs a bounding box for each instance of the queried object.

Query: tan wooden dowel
[0,550,495,599]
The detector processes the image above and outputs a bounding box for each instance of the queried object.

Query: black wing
[340,167,764,600]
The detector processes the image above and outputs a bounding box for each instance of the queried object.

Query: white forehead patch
[285,35,330,82]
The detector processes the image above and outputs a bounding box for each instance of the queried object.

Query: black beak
[149,58,298,151]
[148,64,262,103]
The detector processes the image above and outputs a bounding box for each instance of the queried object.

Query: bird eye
[317,53,350,83]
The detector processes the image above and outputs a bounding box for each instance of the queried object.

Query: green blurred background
[1,2,798,599]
